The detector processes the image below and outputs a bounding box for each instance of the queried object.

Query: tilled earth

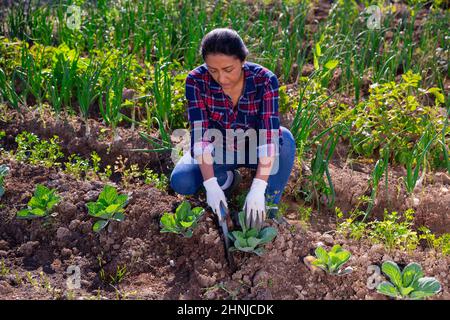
[0,109,449,300]
[0,158,448,300]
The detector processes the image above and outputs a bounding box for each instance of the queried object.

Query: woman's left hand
[243,178,267,230]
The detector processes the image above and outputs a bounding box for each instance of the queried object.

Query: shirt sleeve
[185,74,214,158]
[257,74,281,158]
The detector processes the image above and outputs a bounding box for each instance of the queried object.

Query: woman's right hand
[203,177,228,221]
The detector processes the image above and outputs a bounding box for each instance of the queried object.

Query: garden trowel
[218,201,236,271]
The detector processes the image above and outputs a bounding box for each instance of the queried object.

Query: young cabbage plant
[0,165,10,198]
[16,184,60,219]
[377,261,441,300]
[160,201,204,238]
[312,244,353,275]
[86,185,128,232]
[228,211,277,256]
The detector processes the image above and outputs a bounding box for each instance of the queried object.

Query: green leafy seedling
[228,211,277,256]
[160,201,204,238]
[312,244,353,275]
[16,184,60,219]
[377,261,441,300]
[0,165,9,198]
[86,185,128,232]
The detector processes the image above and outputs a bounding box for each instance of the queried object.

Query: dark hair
[200,28,249,62]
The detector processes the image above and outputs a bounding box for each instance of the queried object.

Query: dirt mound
[0,158,448,300]
[0,108,172,175]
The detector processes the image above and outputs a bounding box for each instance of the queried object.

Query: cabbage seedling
[228,211,277,256]
[312,244,353,275]
[377,261,441,300]
[86,185,128,232]
[160,201,204,238]
[0,165,10,198]
[16,184,60,219]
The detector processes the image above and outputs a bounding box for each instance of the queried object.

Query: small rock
[5,275,19,286]
[324,292,334,300]
[112,244,121,250]
[284,248,293,259]
[56,227,72,243]
[303,255,323,274]
[57,201,77,216]
[196,272,216,288]
[0,250,7,257]
[84,190,100,202]
[0,240,9,251]
[169,260,175,267]
[81,280,90,288]
[80,221,92,234]
[321,234,334,246]
[204,290,216,299]
[18,241,39,257]
[69,220,81,231]
[434,172,450,185]
[51,259,62,271]
[0,280,13,295]
[61,248,72,259]
[252,270,270,287]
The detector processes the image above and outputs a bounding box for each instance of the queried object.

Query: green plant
[15,131,64,167]
[298,205,312,223]
[0,67,22,110]
[109,265,127,286]
[86,185,128,232]
[369,209,419,251]
[403,127,436,195]
[63,154,90,179]
[364,145,389,221]
[418,227,450,256]
[0,259,10,276]
[113,156,141,188]
[143,169,168,191]
[228,211,277,256]
[99,58,130,141]
[303,124,343,209]
[0,164,9,198]
[312,244,352,275]
[344,71,446,167]
[160,201,204,238]
[77,59,102,137]
[336,207,422,252]
[377,261,441,300]
[16,184,60,219]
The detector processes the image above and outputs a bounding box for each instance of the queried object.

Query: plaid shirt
[185,61,282,159]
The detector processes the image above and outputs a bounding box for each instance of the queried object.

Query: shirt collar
[207,62,257,95]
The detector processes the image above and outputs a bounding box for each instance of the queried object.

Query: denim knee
[170,170,199,195]
[280,126,296,155]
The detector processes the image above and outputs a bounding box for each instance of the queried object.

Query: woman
[170,28,296,230]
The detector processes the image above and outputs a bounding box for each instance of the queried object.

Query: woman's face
[204,53,244,90]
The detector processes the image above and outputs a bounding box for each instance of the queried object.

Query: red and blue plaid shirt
[185,61,282,159]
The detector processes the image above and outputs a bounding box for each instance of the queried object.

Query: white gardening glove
[203,177,228,221]
[243,178,267,230]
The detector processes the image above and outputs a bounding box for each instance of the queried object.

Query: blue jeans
[170,126,296,205]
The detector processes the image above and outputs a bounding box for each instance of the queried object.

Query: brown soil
[0,108,449,300]
[0,107,172,175]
